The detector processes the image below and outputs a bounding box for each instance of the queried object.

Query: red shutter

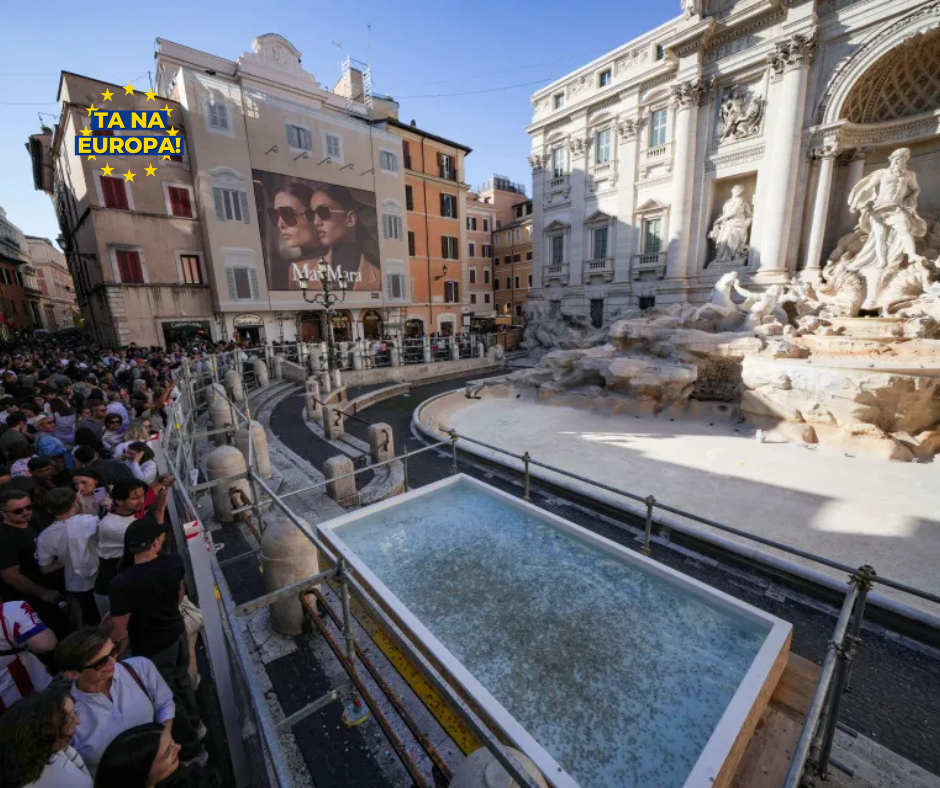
[116,251,143,283]
[169,187,192,217]
[101,177,128,210]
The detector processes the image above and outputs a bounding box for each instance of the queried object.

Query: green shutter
[213,188,225,220]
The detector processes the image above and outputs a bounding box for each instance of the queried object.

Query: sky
[0,0,676,247]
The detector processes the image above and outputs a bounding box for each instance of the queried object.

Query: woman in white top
[0,683,93,788]
[112,419,151,460]
[123,441,158,485]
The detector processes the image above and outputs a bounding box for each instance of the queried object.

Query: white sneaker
[195,722,208,741]
[182,748,209,769]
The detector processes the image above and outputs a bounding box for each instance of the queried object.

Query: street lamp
[298,259,348,372]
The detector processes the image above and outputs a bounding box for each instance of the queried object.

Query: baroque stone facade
[526,0,940,322]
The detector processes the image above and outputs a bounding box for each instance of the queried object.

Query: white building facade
[526,0,940,324]
[25,236,79,330]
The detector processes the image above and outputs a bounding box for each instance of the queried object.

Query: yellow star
[123,170,136,182]
[145,89,157,101]
[123,83,135,96]
[102,164,115,176]
[162,104,173,116]
[161,155,171,160]
[101,89,114,101]
[166,126,179,136]
[86,104,98,116]
[144,164,157,176]
[79,127,92,136]
[87,155,96,161]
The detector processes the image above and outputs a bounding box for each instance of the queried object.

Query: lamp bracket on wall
[294,151,309,161]
[339,163,354,171]
[360,168,374,176]
[317,156,332,166]
[265,145,278,154]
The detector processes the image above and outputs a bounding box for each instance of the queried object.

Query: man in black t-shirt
[109,516,206,759]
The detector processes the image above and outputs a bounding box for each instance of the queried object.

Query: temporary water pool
[321,475,792,788]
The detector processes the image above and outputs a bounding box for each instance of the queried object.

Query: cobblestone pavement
[271,373,940,779]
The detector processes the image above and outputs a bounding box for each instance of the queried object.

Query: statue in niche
[707,185,752,266]
[682,0,702,18]
[717,86,764,142]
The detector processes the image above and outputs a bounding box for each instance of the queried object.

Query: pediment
[585,209,614,224]
[238,34,320,88]
[635,198,668,214]
[544,220,571,232]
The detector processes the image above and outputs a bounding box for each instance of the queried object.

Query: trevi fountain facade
[515,0,940,461]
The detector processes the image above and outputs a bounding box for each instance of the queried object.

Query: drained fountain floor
[333,481,773,788]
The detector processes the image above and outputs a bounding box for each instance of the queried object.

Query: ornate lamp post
[297,260,348,372]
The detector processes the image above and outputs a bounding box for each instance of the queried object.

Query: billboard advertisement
[252,169,381,291]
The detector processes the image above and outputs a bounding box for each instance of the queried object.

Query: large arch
[816,4,940,125]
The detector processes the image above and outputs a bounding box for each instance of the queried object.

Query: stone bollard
[390,346,401,367]
[208,382,227,404]
[368,423,394,465]
[352,346,363,371]
[449,747,548,788]
[324,455,357,507]
[317,370,332,395]
[487,344,505,362]
[322,405,345,440]
[450,342,459,361]
[305,377,322,421]
[208,397,234,439]
[331,368,342,389]
[423,339,432,364]
[235,420,272,479]
[224,369,245,403]
[272,355,284,380]
[260,517,320,635]
[253,358,269,387]
[476,342,485,358]
[207,445,251,523]
[307,347,321,373]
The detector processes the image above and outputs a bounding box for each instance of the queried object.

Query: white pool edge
[320,474,792,788]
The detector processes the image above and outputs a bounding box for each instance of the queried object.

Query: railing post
[403,449,409,492]
[845,564,875,692]
[522,452,531,502]
[642,495,656,556]
[450,431,458,475]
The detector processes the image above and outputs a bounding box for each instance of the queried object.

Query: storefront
[162,319,212,348]
[362,310,383,340]
[233,313,265,345]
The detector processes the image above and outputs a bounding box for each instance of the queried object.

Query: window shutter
[178,189,192,217]
[213,188,225,220]
[226,267,237,300]
[441,236,447,258]
[248,267,260,299]
[239,192,251,224]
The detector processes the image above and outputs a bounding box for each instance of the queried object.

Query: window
[440,193,458,218]
[467,216,477,231]
[286,124,312,151]
[115,250,144,284]
[439,154,455,180]
[553,93,564,109]
[639,294,656,310]
[512,254,521,263]
[495,220,502,229]
[484,293,491,304]
[526,251,533,260]
[528,274,533,287]
[596,129,612,164]
[324,132,342,160]
[445,281,459,303]
[402,141,412,170]
[482,244,492,257]
[482,219,489,232]
[494,257,500,266]
[514,276,520,289]
[655,44,665,61]
[506,277,511,288]
[484,269,490,284]
[469,268,476,284]
[226,267,259,300]
[405,185,414,211]
[380,150,399,173]
[551,235,564,264]
[408,231,416,256]
[643,218,663,254]
[593,227,609,259]
[207,96,229,131]
[552,147,566,178]
[504,256,512,265]
[516,304,523,317]
[599,69,612,88]
[470,293,477,304]
[100,176,129,210]
[494,279,499,290]
[387,273,406,299]
[167,186,193,218]
[441,235,458,259]
[514,228,521,241]
[213,188,250,223]
[180,254,203,284]
[469,243,476,258]
[168,154,184,163]
[650,109,668,148]
[383,213,403,240]
[590,299,604,328]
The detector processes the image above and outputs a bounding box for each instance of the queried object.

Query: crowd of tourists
[0,336,223,788]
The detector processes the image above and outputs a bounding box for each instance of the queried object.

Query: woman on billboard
[268,182,380,291]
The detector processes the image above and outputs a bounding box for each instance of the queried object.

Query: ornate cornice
[705,144,766,172]
[706,6,786,55]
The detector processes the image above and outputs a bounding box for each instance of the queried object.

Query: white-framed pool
[320,475,792,788]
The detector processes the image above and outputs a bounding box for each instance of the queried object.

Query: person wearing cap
[108,517,206,763]
[34,415,75,472]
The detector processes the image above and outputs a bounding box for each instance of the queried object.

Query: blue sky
[1,0,675,246]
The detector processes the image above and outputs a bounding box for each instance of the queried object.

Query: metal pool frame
[318,473,793,788]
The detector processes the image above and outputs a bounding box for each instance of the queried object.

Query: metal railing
[153,353,542,788]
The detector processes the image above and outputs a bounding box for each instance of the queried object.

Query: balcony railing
[645,142,671,161]
[583,258,614,283]
[548,175,567,189]
[545,262,569,284]
[439,167,457,182]
[632,251,667,280]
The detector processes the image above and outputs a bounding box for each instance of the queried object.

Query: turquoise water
[334,481,770,788]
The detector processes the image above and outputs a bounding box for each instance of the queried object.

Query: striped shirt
[0,601,52,711]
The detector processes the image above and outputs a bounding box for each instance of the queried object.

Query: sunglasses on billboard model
[268,205,349,227]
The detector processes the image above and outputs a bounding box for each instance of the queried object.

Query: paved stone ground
[307,374,940,779]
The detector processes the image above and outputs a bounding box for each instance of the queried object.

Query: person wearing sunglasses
[306,183,380,292]
[55,627,181,777]
[268,183,319,278]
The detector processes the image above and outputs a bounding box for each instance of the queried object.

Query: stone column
[837,148,869,236]
[757,34,816,278]
[802,142,839,278]
[666,79,708,280]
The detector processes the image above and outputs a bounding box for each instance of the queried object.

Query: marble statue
[743,285,784,331]
[682,0,701,18]
[691,271,754,321]
[708,186,752,266]
[717,88,764,142]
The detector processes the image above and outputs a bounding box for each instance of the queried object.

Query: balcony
[545,262,569,285]
[583,258,614,283]
[438,167,457,182]
[645,142,671,162]
[632,252,667,280]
